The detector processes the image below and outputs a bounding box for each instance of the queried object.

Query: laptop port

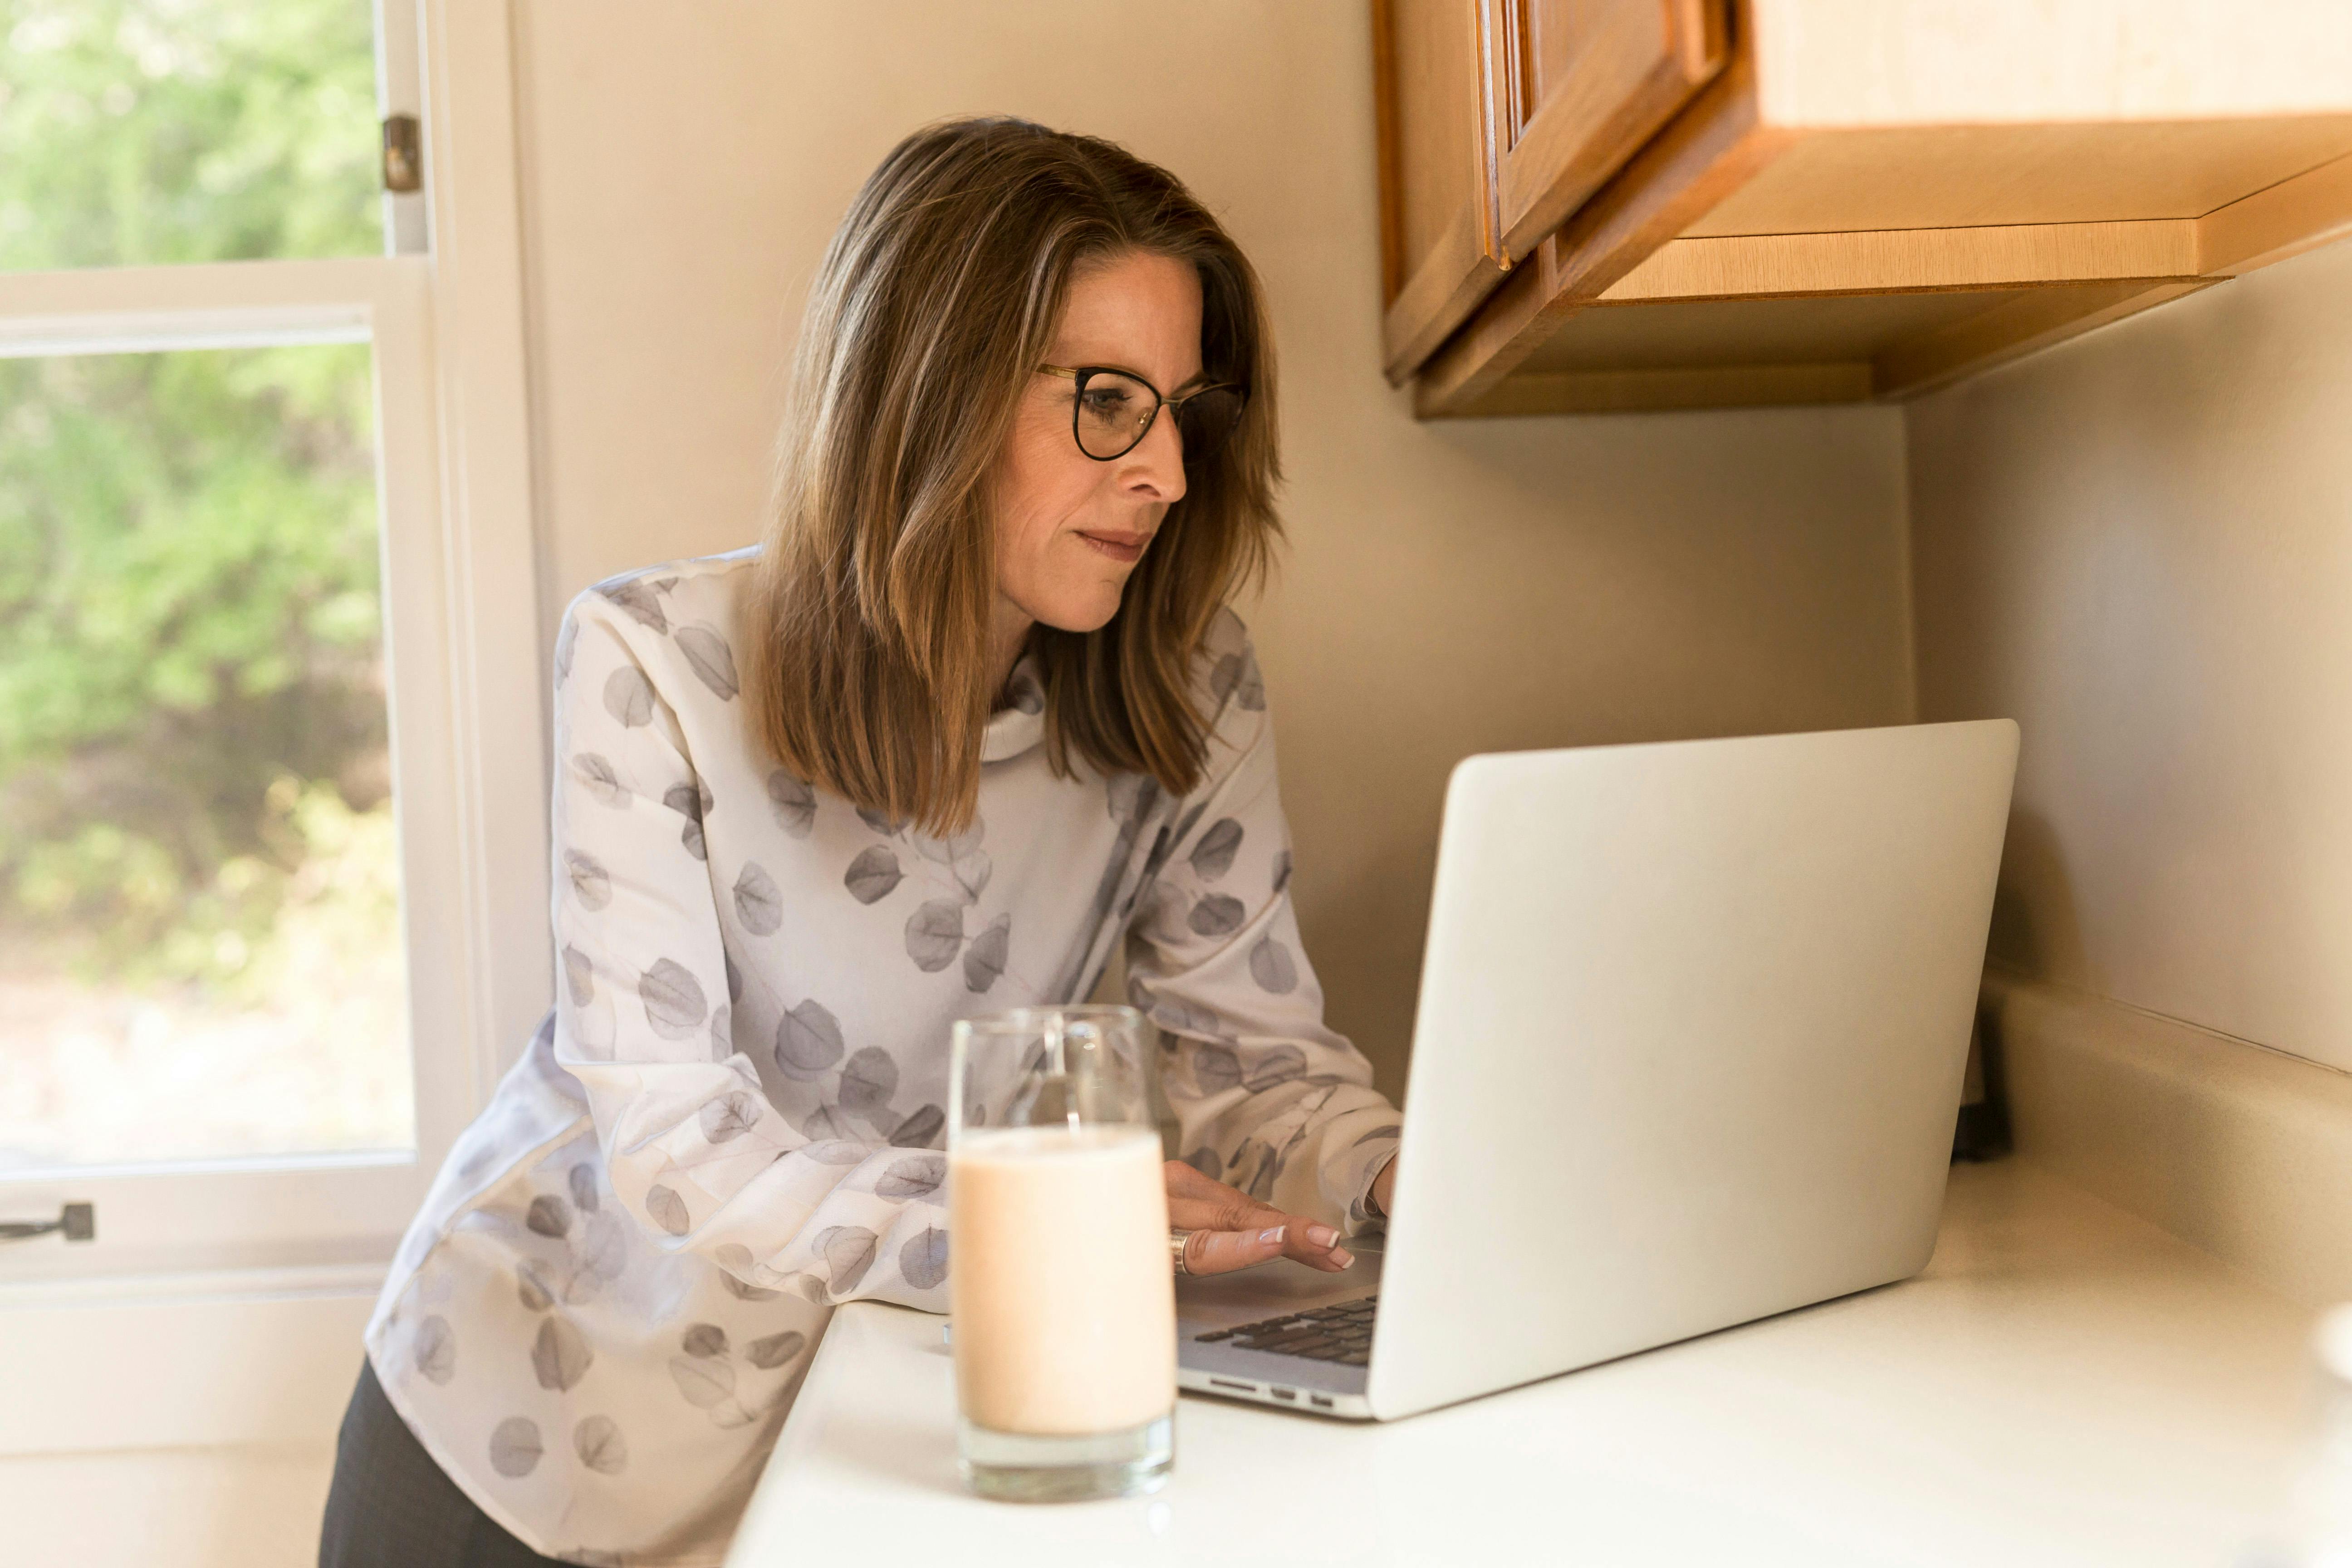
[1309,1394,1333,1409]
[1207,1378,1256,1394]
[1270,1387,1296,1401]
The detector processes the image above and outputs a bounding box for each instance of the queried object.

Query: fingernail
[1259,1225,1286,1245]
[1330,1249,1354,1268]
[1306,1224,1340,1249]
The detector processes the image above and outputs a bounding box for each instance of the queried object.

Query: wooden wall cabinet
[1374,0,2352,416]
[1375,0,1728,379]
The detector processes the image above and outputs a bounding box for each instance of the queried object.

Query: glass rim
[951,1004,1144,1037]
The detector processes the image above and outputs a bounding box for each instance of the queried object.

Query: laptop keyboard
[1192,1295,1377,1366]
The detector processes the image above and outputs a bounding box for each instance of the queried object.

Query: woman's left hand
[1165,1161,1355,1275]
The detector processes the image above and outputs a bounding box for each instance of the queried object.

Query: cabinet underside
[1461,280,2213,413]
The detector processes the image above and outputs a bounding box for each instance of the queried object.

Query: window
[0,0,385,274]
[0,338,415,1170]
[0,0,536,1280]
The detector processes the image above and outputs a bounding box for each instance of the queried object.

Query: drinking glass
[948,1004,1175,1501]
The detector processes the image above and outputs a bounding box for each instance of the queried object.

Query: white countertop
[729,1160,2321,1567]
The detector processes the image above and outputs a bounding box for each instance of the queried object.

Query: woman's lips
[1077,530,1149,564]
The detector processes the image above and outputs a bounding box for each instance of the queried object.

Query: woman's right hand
[1165,1160,1354,1275]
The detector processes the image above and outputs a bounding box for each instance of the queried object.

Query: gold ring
[1170,1230,1194,1275]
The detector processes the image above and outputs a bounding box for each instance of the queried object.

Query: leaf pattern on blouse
[836,1047,897,1115]
[843,845,902,904]
[489,1416,543,1478]
[532,1314,595,1392]
[663,780,710,861]
[874,1154,944,1200]
[1249,934,1299,994]
[363,562,1398,1568]
[962,912,1010,993]
[903,898,964,971]
[571,753,631,808]
[774,999,845,1078]
[574,1415,628,1475]
[1191,817,1244,879]
[745,1330,807,1371]
[604,666,656,727]
[674,624,739,700]
[900,1226,949,1292]
[414,1314,456,1385]
[733,862,782,936]
[766,770,817,838]
[565,849,612,910]
[890,1104,946,1148]
[638,959,707,1040]
[563,945,596,1006]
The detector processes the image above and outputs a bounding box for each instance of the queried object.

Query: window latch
[0,1202,95,1244]
[382,114,423,194]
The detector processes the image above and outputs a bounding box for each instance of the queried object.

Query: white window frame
[0,0,548,1312]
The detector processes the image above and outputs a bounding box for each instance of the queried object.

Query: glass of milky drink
[948,1004,1174,1502]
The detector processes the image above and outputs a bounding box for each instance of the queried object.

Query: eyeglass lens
[1072,370,1243,463]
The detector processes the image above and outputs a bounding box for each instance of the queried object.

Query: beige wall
[510,0,1915,1092]
[0,1446,333,1568]
[1910,240,2352,1077]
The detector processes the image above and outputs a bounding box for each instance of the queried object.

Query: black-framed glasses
[1039,364,1246,464]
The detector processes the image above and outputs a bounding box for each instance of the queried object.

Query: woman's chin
[1027,588,1129,637]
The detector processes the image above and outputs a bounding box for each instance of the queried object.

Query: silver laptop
[1176,719,2019,1420]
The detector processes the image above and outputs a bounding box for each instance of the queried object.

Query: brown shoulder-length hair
[739,116,1281,836]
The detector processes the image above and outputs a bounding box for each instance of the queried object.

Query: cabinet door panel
[1493,0,1728,259]
[1376,0,1508,381]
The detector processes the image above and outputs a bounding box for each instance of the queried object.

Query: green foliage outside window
[0,0,391,996]
[0,0,378,272]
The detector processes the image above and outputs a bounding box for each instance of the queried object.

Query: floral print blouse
[363,548,1403,1565]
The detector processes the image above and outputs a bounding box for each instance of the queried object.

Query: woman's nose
[1119,407,1188,503]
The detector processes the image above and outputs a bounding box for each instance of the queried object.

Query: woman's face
[992,249,1202,637]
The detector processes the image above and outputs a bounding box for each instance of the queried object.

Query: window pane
[0,341,412,1171]
[0,0,381,272]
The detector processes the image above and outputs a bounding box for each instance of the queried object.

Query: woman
[319,116,1403,1568]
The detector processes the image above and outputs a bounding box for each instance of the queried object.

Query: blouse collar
[981,654,1046,764]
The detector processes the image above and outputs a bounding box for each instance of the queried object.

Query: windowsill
[0,1147,415,1186]
[0,1258,387,1312]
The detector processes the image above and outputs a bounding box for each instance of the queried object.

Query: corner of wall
[1882,395,1924,725]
